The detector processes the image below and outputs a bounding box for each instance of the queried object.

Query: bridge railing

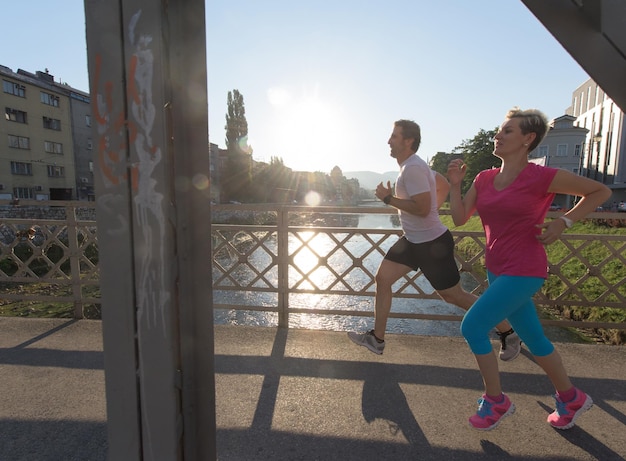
[1,200,625,334]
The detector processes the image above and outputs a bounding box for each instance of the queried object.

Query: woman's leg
[461,274,544,396]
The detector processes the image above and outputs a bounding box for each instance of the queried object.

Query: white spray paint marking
[128,9,170,333]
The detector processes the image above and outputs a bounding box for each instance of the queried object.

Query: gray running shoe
[497,330,522,361]
[347,330,385,355]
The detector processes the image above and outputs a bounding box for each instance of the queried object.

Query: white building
[570,79,626,202]
[530,115,588,209]
[531,78,626,209]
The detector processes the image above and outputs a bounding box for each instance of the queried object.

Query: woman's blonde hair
[506,107,549,152]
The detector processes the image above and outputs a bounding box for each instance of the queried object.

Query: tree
[451,127,500,193]
[430,151,463,177]
[222,90,253,201]
[225,89,249,154]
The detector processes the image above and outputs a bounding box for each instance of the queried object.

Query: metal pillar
[84,1,216,459]
[522,0,626,112]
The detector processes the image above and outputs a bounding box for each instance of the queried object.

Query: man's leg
[347,257,410,354]
[372,258,411,340]
[436,283,513,335]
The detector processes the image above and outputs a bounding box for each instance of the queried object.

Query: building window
[43,116,61,131]
[87,139,93,150]
[556,144,568,157]
[13,187,34,199]
[10,161,32,175]
[2,80,25,97]
[538,145,548,157]
[574,144,581,157]
[47,165,65,177]
[44,141,63,154]
[40,91,60,107]
[8,135,30,149]
[85,115,91,127]
[5,107,27,123]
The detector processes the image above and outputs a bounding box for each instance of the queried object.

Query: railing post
[65,202,84,319]
[277,206,289,327]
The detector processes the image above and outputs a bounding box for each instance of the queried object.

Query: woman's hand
[447,159,466,186]
[535,219,567,245]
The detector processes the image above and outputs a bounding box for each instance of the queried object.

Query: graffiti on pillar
[128,9,169,332]
[93,9,169,332]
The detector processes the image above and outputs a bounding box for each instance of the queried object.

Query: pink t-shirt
[474,163,558,278]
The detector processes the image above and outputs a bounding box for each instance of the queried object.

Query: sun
[265,84,347,172]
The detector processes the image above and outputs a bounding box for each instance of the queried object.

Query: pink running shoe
[469,394,515,431]
[547,389,593,430]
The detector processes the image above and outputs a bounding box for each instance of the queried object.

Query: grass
[442,213,626,344]
[0,282,101,319]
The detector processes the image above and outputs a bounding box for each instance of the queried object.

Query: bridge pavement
[0,317,624,460]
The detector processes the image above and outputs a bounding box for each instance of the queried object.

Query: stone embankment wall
[0,205,96,221]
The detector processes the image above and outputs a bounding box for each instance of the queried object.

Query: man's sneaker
[547,389,593,430]
[497,329,522,361]
[469,393,515,431]
[347,330,385,355]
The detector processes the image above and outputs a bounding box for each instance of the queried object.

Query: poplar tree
[223,90,252,201]
[225,89,249,153]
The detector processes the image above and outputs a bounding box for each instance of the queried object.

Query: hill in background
[344,171,397,190]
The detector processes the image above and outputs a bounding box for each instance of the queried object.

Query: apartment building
[1,65,92,200]
[570,78,626,201]
[529,114,588,209]
[530,78,626,208]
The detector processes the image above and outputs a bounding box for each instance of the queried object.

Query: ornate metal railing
[0,200,99,318]
[1,200,625,334]
[211,204,626,333]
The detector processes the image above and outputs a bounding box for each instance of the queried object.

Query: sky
[2,1,590,174]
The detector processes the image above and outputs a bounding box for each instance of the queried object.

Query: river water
[213,209,466,337]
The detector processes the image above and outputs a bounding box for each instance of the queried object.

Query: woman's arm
[447,159,477,225]
[536,169,612,245]
[548,170,612,222]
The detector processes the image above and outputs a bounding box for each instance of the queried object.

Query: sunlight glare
[304,191,322,206]
[264,83,347,171]
[267,87,292,106]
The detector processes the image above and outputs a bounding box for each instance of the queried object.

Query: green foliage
[428,128,501,193]
[452,127,501,193]
[222,89,253,202]
[430,151,463,176]
[224,89,249,153]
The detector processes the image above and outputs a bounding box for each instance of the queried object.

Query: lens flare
[192,173,209,190]
[304,191,321,206]
[238,136,253,154]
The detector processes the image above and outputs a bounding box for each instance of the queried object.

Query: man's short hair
[394,120,421,153]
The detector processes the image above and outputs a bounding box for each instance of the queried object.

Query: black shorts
[384,230,460,291]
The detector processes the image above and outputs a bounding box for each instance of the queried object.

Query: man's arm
[385,191,431,217]
[435,171,450,209]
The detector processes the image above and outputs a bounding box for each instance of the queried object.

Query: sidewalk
[0,318,625,460]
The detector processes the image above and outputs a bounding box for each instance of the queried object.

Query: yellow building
[1,65,77,200]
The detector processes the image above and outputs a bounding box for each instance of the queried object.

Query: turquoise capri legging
[460,271,555,357]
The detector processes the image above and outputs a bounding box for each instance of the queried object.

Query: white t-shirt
[394,154,447,243]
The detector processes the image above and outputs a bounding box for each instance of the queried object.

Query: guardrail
[1,200,625,336]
